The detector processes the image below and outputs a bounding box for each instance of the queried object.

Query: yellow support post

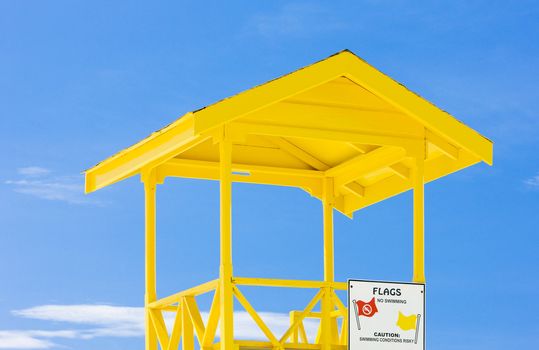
[321,177,334,350]
[143,169,158,350]
[219,137,234,350]
[412,148,426,283]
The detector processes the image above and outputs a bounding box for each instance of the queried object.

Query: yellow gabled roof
[85,50,492,215]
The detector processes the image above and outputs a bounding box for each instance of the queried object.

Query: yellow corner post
[412,146,426,283]
[219,137,234,350]
[143,169,158,350]
[321,177,335,350]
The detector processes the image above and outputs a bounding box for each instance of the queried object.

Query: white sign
[348,280,425,350]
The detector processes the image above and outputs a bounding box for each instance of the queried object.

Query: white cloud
[524,174,539,188]
[13,304,145,339]
[17,167,51,177]
[6,304,320,349]
[0,331,55,349]
[5,167,100,205]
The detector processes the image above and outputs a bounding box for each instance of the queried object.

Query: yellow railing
[146,277,348,350]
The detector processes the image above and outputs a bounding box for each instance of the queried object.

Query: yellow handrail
[148,279,219,309]
[233,277,347,290]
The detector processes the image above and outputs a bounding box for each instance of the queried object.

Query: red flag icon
[355,297,378,317]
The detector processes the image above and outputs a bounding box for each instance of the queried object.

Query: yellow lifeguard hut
[85,50,492,350]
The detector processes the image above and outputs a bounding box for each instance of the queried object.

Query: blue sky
[1,1,538,349]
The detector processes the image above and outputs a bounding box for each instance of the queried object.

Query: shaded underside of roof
[85,50,493,216]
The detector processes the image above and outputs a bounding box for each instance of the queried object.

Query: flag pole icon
[352,297,378,330]
[396,312,421,344]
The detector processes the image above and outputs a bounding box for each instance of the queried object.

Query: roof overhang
[85,50,493,216]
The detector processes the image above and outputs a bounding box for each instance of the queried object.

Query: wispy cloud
[0,331,55,349]
[0,330,80,349]
[13,305,144,339]
[5,167,99,205]
[523,173,539,189]
[17,167,51,177]
[5,304,319,349]
[247,3,344,38]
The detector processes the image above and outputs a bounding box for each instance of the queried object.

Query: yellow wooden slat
[184,296,206,345]
[167,305,183,350]
[202,287,221,348]
[148,279,218,309]
[149,309,170,350]
[280,290,323,344]
[181,298,195,350]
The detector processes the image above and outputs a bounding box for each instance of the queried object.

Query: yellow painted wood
[389,162,410,179]
[85,115,199,193]
[321,178,334,350]
[232,340,342,350]
[184,296,206,345]
[330,292,346,315]
[234,277,330,289]
[330,147,407,189]
[148,279,218,309]
[167,305,183,350]
[86,50,492,216]
[157,158,323,195]
[339,317,347,346]
[323,177,335,284]
[202,287,221,348]
[182,298,195,350]
[298,322,309,344]
[150,309,170,350]
[85,50,493,350]
[412,153,426,283]
[289,311,299,344]
[219,139,234,350]
[233,286,279,346]
[320,288,332,350]
[229,122,423,151]
[426,130,459,160]
[338,52,492,164]
[280,290,323,344]
[144,170,158,350]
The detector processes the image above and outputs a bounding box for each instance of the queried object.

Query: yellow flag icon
[396,312,418,331]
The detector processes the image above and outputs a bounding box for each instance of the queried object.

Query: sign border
[347,279,426,350]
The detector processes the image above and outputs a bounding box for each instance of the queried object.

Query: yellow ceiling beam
[241,101,423,138]
[348,143,410,180]
[267,136,369,199]
[329,147,407,190]
[341,182,365,197]
[426,129,459,160]
[157,158,323,195]
[343,151,481,214]
[266,137,330,171]
[389,163,411,180]
[229,122,422,151]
